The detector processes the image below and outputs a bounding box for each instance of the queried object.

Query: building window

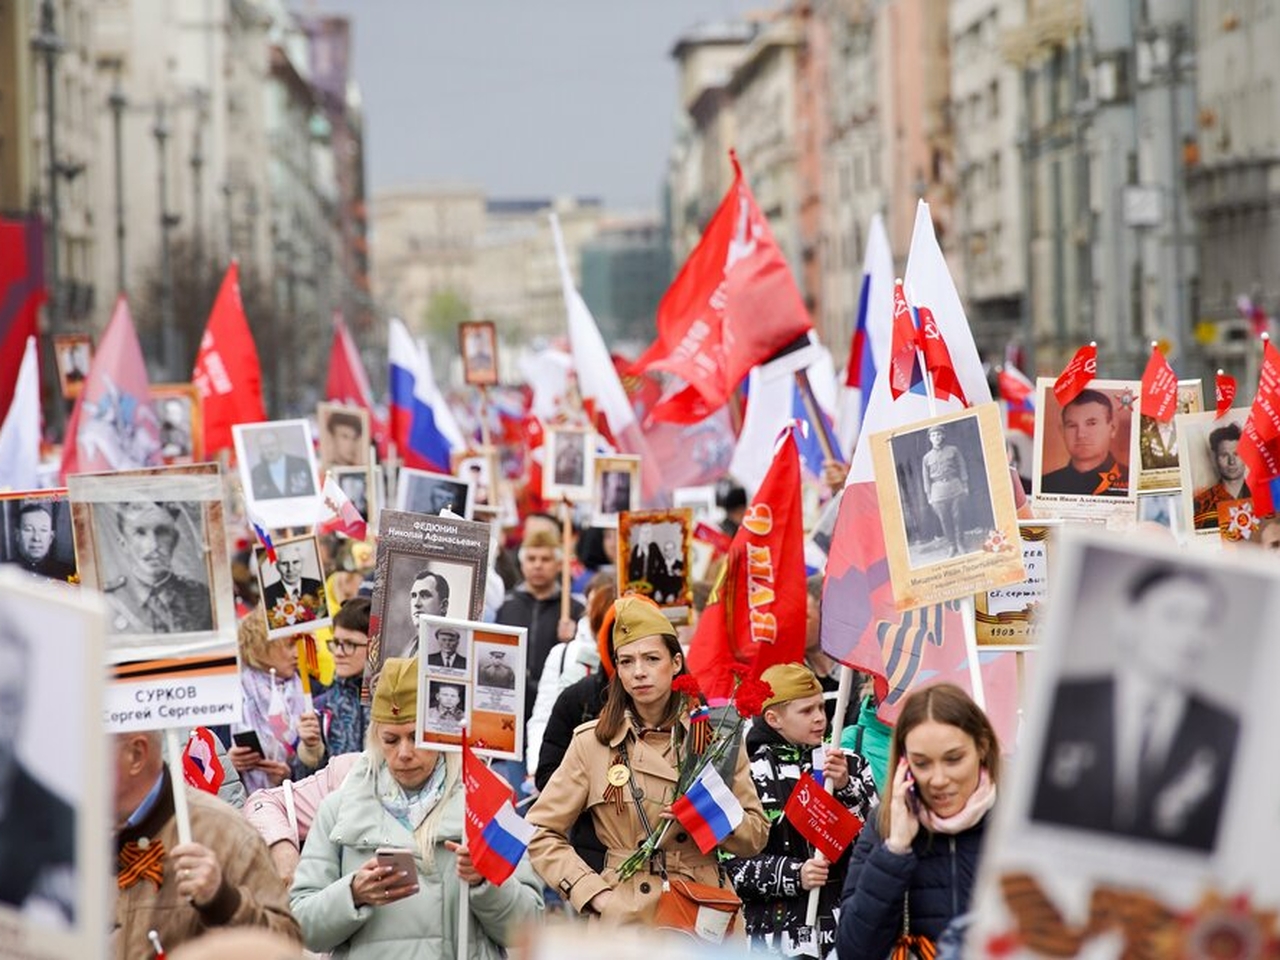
[988,80,999,120]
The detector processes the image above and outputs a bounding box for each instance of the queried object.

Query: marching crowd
[77,485,1003,960]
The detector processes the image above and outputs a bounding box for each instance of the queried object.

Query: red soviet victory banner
[633,151,813,424]
[1139,343,1178,422]
[192,261,266,456]
[783,771,863,863]
[888,279,920,400]
[686,430,806,699]
[1052,342,1098,407]
[1215,370,1237,418]
[916,305,968,406]
[1239,339,1280,481]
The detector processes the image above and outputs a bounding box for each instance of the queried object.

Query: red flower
[728,663,751,680]
[733,678,774,718]
[671,675,703,699]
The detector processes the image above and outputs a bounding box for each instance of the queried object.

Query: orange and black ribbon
[118,839,166,891]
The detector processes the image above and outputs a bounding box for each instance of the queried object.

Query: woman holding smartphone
[290,658,543,957]
[837,683,1000,959]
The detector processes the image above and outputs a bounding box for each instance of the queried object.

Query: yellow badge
[606,764,631,788]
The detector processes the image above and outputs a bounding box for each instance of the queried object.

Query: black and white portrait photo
[889,417,995,569]
[476,644,517,691]
[593,455,640,525]
[424,681,467,733]
[396,469,474,520]
[0,495,76,583]
[1029,543,1263,853]
[256,536,330,640]
[543,426,593,501]
[153,386,200,464]
[459,320,498,387]
[91,500,214,636]
[1177,409,1251,535]
[382,558,476,661]
[624,519,687,606]
[425,623,469,674]
[332,466,372,519]
[53,334,91,400]
[239,422,317,502]
[317,403,370,469]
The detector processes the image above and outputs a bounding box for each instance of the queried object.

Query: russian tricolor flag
[388,318,464,473]
[462,738,535,886]
[670,762,745,854]
[998,364,1036,436]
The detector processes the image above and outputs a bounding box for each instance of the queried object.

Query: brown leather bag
[653,877,742,943]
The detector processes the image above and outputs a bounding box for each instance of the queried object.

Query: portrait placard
[1135,379,1202,492]
[331,465,375,528]
[367,509,491,696]
[255,534,331,640]
[967,528,1280,957]
[870,403,1025,610]
[0,569,108,960]
[151,383,203,466]
[232,419,322,529]
[459,320,499,387]
[317,402,370,470]
[618,508,694,624]
[592,455,640,527]
[1175,407,1251,537]
[451,447,500,509]
[0,490,77,583]
[974,522,1060,650]
[396,468,474,520]
[52,333,92,400]
[1032,377,1140,528]
[416,615,525,761]
[68,464,240,731]
[543,425,593,502]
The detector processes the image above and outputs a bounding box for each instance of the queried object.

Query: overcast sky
[307,0,762,210]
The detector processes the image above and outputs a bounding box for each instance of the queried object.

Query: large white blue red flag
[671,761,745,854]
[388,318,463,473]
[462,738,535,886]
[839,213,894,456]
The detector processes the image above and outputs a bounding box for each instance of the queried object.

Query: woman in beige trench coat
[526,596,768,926]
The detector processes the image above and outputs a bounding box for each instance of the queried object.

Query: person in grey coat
[290,658,543,958]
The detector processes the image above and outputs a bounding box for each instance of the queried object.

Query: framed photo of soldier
[52,333,92,400]
[1032,378,1140,527]
[317,402,370,470]
[416,615,525,760]
[0,569,107,959]
[592,455,640,527]
[1135,380,1202,493]
[967,528,1280,953]
[255,534,331,640]
[870,403,1025,610]
[232,419,322,529]
[459,320,499,387]
[0,490,77,583]
[618,508,694,624]
[367,509,491,698]
[331,465,375,526]
[396,468,474,520]
[151,383,203,466]
[1176,408,1251,536]
[543,425,593,502]
[974,521,1059,649]
[450,448,500,511]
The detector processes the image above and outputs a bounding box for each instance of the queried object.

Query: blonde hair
[364,720,462,869]
[237,609,275,672]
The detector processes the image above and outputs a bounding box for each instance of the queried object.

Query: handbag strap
[618,741,670,888]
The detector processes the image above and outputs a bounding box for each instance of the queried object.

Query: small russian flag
[248,510,277,564]
[670,762,745,854]
[462,737,535,886]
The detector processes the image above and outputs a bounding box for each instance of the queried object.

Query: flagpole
[794,369,843,466]
[479,386,493,450]
[559,498,572,622]
[904,279,986,712]
[803,663,855,930]
[164,728,193,844]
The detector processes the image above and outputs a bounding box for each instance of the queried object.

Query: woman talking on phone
[837,683,1000,959]
[290,658,543,958]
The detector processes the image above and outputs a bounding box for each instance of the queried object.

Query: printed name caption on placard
[105,672,242,731]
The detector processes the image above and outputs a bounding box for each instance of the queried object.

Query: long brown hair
[594,631,687,745]
[878,683,1000,836]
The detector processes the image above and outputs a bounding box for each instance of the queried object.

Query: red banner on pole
[782,771,863,863]
[1052,343,1098,408]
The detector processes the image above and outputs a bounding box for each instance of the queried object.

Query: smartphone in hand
[903,769,922,817]
[375,847,417,877]
[232,730,265,756]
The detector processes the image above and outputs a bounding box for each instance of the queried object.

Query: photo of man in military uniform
[101,502,213,635]
[4,500,76,582]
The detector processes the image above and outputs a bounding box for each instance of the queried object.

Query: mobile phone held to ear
[232,730,265,756]
[903,769,922,817]
[376,847,417,877]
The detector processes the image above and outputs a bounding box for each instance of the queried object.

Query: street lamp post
[154,102,182,379]
[31,0,64,334]
[109,73,127,294]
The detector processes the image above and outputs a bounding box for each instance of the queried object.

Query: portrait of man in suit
[261,540,324,613]
[1031,563,1240,852]
[426,626,467,673]
[403,569,449,658]
[249,429,315,501]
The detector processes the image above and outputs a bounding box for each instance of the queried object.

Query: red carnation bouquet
[617,667,773,880]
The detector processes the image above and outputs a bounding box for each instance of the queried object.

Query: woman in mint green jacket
[290,659,543,958]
